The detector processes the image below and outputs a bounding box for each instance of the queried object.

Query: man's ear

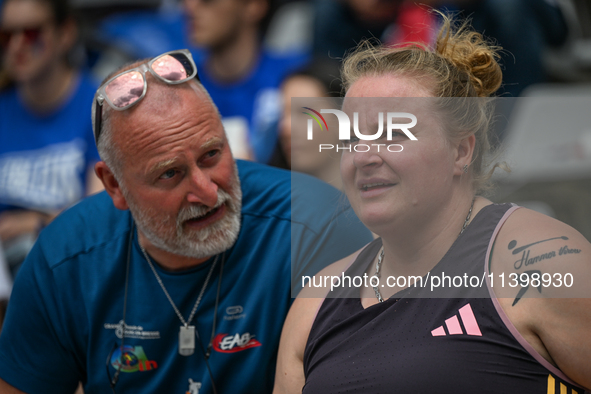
[454,134,476,176]
[94,161,129,210]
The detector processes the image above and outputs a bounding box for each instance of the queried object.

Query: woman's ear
[454,133,476,176]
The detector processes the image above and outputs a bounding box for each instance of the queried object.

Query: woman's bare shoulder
[274,247,367,394]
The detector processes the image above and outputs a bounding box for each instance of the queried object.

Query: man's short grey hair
[91,78,220,183]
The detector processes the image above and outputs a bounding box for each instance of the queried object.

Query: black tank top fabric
[303,203,587,394]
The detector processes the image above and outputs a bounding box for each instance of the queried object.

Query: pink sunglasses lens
[152,54,189,81]
[104,71,145,108]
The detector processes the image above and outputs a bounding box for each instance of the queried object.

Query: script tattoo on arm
[511,270,542,306]
[507,236,581,306]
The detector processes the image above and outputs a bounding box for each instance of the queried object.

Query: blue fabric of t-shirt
[0,72,100,212]
[197,51,309,164]
[0,160,372,393]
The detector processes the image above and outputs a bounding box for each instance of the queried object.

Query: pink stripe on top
[431,326,446,337]
[445,315,463,335]
[459,304,482,336]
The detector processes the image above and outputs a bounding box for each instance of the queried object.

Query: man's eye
[200,149,221,164]
[160,169,177,179]
[205,150,219,158]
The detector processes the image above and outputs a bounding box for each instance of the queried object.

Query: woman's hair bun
[436,14,503,97]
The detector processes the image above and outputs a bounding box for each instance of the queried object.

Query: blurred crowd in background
[1,0,590,327]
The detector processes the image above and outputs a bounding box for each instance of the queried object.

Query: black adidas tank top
[303,203,587,394]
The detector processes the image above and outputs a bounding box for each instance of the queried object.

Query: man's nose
[186,168,219,207]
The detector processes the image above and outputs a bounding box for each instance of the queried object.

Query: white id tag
[179,325,195,356]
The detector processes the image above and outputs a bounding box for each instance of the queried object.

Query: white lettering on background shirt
[0,140,85,210]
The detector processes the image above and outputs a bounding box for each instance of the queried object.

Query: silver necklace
[373,248,386,302]
[373,197,476,303]
[140,245,219,356]
[459,197,476,237]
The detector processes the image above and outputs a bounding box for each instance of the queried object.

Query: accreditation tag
[179,325,196,356]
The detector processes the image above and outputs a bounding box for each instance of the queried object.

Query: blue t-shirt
[0,72,100,213]
[0,160,372,393]
[197,51,309,164]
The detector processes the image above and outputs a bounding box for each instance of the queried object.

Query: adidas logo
[431,303,482,337]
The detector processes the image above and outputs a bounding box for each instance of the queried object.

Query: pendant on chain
[179,325,196,356]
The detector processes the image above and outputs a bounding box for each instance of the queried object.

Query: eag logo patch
[213,332,262,353]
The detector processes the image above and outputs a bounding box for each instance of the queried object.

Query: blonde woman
[274,15,591,394]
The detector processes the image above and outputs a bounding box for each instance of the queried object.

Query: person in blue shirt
[183,0,309,164]
[0,0,102,277]
[0,49,372,393]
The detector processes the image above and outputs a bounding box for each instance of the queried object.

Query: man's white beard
[125,170,242,259]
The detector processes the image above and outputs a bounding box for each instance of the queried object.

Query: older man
[0,50,371,393]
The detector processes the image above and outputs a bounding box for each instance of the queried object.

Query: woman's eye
[341,136,360,147]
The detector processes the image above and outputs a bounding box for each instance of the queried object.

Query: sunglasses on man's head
[93,49,199,144]
[0,25,46,48]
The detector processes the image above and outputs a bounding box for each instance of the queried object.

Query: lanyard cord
[195,252,224,394]
[108,218,134,392]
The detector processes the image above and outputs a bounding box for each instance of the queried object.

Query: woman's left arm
[494,208,591,390]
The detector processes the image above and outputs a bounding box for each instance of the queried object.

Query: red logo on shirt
[213,332,262,353]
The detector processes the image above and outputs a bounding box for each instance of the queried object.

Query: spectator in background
[312,0,437,61]
[422,0,569,97]
[183,0,309,164]
[312,0,567,98]
[0,0,102,278]
[276,58,343,190]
